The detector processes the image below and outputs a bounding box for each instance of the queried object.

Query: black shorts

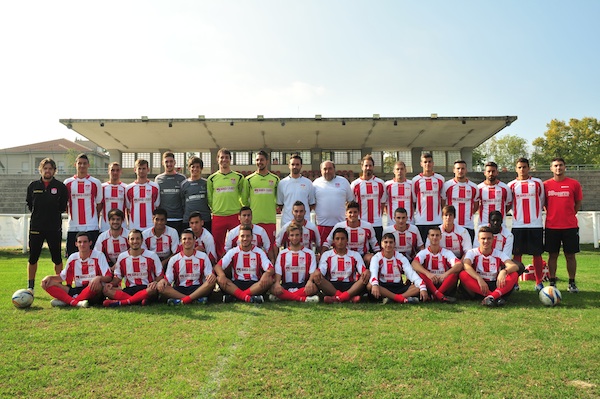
[373,226,383,245]
[124,285,147,296]
[68,286,103,305]
[66,230,100,257]
[379,282,409,295]
[282,282,306,290]
[232,280,256,291]
[331,281,359,293]
[512,228,544,256]
[465,228,475,243]
[545,228,580,254]
[28,229,63,265]
[174,285,201,296]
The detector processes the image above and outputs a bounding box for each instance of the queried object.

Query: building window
[122,153,135,168]
[201,152,212,170]
[233,151,250,166]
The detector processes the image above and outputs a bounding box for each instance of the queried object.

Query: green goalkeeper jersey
[207,171,248,216]
[246,171,279,224]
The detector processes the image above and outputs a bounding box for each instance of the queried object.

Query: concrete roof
[59,115,517,152]
[1,138,94,153]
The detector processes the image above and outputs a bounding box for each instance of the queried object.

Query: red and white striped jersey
[412,173,445,225]
[442,179,480,229]
[507,177,545,228]
[113,249,162,288]
[142,226,180,260]
[382,224,423,261]
[225,224,271,253]
[477,181,512,225]
[176,228,217,264]
[369,251,423,286]
[165,250,213,287]
[125,181,160,230]
[274,247,317,284]
[324,220,380,255]
[473,226,514,257]
[64,175,103,231]
[94,227,130,265]
[319,248,366,282]
[425,224,472,258]
[350,176,387,227]
[384,179,414,222]
[276,220,321,250]
[464,248,510,281]
[413,247,460,276]
[217,246,273,282]
[61,249,111,287]
[100,182,127,232]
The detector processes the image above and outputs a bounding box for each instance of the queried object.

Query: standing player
[426,205,472,259]
[64,153,103,256]
[507,157,545,291]
[478,161,512,226]
[351,154,387,243]
[41,232,112,307]
[312,160,354,240]
[103,229,163,307]
[214,224,274,303]
[385,160,414,224]
[181,156,211,231]
[158,229,217,305]
[25,158,68,293]
[276,201,321,256]
[382,207,423,262]
[246,150,279,248]
[207,148,248,258]
[224,206,272,262]
[142,208,179,271]
[94,208,129,270]
[277,154,316,226]
[125,159,160,231]
[155,152,186,233]
[412,153,445,243]
[99,162,127,233]
[544,157,583,293]
[271,225,320,302]
[442,160,479,241]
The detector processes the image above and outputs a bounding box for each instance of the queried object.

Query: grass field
[1,246,599,399]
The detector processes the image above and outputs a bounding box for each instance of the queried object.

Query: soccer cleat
[268,294,280,302]
[76,300,89,308]
[50,299,67,307]
[381,297,390,305]
[323,295,341,304]
[249,295,264,304]
[196,297,208,305]
[222,294,236,303]
[481,296,496,307]
[405,297,420,304]
[167,298,183,306]
[103,299,121,307]
[304,295,320,303]
[495,297,507,307]
[535,283,544,292]
[568,283,579,293]
[350,295,361,303]
[440,295,457,303]
[513,283,520,291]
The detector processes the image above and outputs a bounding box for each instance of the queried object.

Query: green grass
[1,246,599,398]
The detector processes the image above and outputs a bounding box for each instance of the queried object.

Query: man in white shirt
[277,154,316,226]
[313,160,354,240]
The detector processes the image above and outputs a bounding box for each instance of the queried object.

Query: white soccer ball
[12,289,34,308]
[539,286,562,306]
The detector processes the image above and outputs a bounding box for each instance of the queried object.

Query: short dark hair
[394,207,407,216]
[128,229,143,240]
[332,227,348,240]
[442,205,456,217]
[516,157,530,166]
[484,161,498,169]
[38,158,57,172]
[107,208,125,220]
[189,211,203,221]
[551,157,565,165]
[153,208,168,218]
[428,226,441,235]
[346,200,360,211]
[293,200,305,208]
[75,231,91,241]
[181,228,195,239]
[239,206,252,214]
[162,151,175,159]
[239,224,253,233]
[479,226,493,235]
[381,232,395,242]
[256,150,269,159]
[289,154,303,164]
[188,156,203,169]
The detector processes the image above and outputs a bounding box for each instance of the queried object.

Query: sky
[1,0,599,151]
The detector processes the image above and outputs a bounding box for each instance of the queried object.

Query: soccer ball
[12,289,34,308]
[539,286,562,306]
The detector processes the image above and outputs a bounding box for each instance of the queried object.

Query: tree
[531,117,600,167]
[472,134,529,171]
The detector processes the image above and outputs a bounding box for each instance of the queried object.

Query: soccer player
[142,208,179,271]
[207,148,248,258]
[478,161,512,226]
[382,207,423,262]
[102,229,163,307]
[94,208,129,270]
[99,162,127,232]
[507,157,545,291]
[411,226,463,303]
[180,156,211,231]
[384,160,414,224]
[271,224,320,302]
[412,153,445,243]
[157,229,217,305]
[179,211,217,265]
[323,201,379,264]
[246,150,279,248]
[64,153,103,256]
[473,211,514,257]
[276,201,321,257]
[368,233,426,304]
[41,232,112,307]
[312,160,354,240]
[214,224,274,303]
[442,160,479,241]
[224,206,273,262]
[277,154,316,226]
[125,159,160,231]
[426,205,472,259]
[544,157,583,293]
[459,226,520,307]
[155,151,186,233]
[350,154,387,243]
[25,158,68,293]
[312,228,370,304]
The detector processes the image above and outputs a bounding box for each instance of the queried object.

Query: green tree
[472,134,529,171]
[531,117,600,167]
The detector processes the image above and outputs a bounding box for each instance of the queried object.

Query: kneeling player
[271,224,319,302]
[368,233,427,304]
[103,229,163,307]
[158,229,216,305]
[313,228,370,303]
[214,224,274,303]
[459,226,520,307]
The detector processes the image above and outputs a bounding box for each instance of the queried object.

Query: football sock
[419,273,440,299]
[569,279,575,284]
[532,256,544,284]
[337,291,350,302]
[124,289,149,305]
[278,289,301,301]
[491,272,519,299]
[393,294,407,303]
[45,285,75,305]
[112,290,131,301]
[233,288,249,302]
[182,295,193,304]
[458,271,485,296]
[75,286,96,302]
[513,255,522,263]
[28,279,35,290]
[438,274,459,296]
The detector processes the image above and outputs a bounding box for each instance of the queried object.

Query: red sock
[490,272,519,299]
[419,273,441,299]
[335,290,343,297]
[45,285,76,305]
[182,295,193,304]
[124,289,148,305]
[233,288,249,302]
[513,255,522,263]
[393,294,407,303]
[278,289,300,301]
[437,274,458,296]
[533,256,544,284]
[458,270,486,296]
[112,290,132,301]
[75,286,96,302]
[337,291,350,302]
